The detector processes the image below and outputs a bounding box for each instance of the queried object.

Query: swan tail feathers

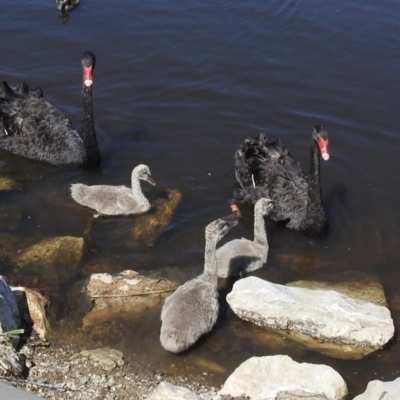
[0,81,42,102]
[160,327,190,353]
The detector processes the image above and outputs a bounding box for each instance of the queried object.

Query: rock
[0,276,24,376]
[16,236,83,268]
[226,277,394,359]
[15,236,84,285]
[12,287,51,341]
[353,378,400,400]
[215,355,347,400]
[80,348,124,372]
[0,276,20,335]
[0,339,24,376]
[131,188,182,245]
[0,177,20,191]
[287,271,388,307]
[82,270,176,327]
[147,382,200,400]
[353,377,400,399]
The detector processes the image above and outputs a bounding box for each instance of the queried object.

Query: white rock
[215,355,347,400]
[0,276,20,334]
[226,277,394,350]
[147,382,200,400]
[353,377,400,400]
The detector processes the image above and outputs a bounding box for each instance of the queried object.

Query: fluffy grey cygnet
[70,164,155,217]
[160,213,238,353]
[216,198,273,278]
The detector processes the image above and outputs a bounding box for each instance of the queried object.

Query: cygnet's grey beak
[146,176,156,186]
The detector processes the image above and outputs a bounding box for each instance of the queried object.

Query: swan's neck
[131,173,151,211]
[303,139,326,233]
[202,237,218,286]
[81,85,100,168]
[253,208,268,246]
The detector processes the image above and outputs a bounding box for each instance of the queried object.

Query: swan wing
[234,132,308,226]
[0,82,84,164]
[116,193,137,213]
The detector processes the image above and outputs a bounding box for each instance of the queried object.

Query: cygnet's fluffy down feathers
[70,164,155,216]
[160,215,238,353]
[217,198,273,278]
[217,238,266,278]
[160,277,219,353]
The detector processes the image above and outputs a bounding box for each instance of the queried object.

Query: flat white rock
[353,377,400,400]
[215,355,347,400]
[226,276,394,349]
[147,382,200,400]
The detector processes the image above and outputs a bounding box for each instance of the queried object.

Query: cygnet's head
[134,164,156,186]
[255,197,273,216]
[205,217,238,243]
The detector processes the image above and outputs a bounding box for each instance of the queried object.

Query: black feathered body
[234,132,327,235]
[0,79,100,167]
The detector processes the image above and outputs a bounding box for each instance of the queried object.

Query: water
[1,0,400,396]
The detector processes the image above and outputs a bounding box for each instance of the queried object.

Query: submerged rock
[353,377,400,399]
[287,271,388,307]
[16,236,84,269]
[0,177,20,191]
[83,270,176,327]
[215,355,347,400]
[147,382,200,400]
[15,236,84,285]
[226,276,394,359]
[131,188,182,245]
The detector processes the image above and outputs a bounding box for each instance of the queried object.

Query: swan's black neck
[81,85,100,168]
[302,139,328,235]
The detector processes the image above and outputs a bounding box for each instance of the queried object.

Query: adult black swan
[56,0,80,14]
[0,51,101,168]
[234,125,330,236]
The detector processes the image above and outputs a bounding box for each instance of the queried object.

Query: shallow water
[1,0,400,396]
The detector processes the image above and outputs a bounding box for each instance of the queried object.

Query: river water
[1,0,400,396]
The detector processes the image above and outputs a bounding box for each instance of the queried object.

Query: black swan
[234,125,330,236]
[56,0,80,13]
[217,199,273,278]
[0,51,100,168]
[160,209,238,353]
[70,165,155,217]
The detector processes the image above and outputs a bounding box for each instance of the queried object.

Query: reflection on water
[1,0,400,396]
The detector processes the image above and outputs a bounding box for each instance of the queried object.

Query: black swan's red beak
[318,136,329,161]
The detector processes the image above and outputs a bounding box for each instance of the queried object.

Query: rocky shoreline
[1,342,218,400]
[0,238,399,399]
